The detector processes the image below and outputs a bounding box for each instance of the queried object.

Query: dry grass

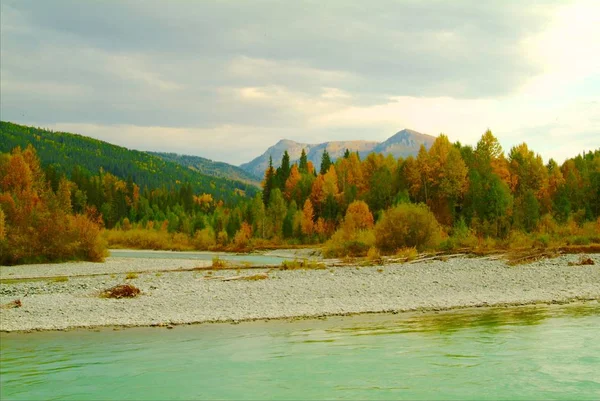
[506,249,560,266]
[395,247,418,261]
[280,259,326,270]
[240,273,269,281]
[125,272,139,280]
[568,255,595,266]
[50,276,69,283]
[363,247,384,266]
[560,244,600,254]
[211,257,229,269]
[101,284,141,299]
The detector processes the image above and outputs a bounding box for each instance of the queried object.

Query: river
[1,303,599,400]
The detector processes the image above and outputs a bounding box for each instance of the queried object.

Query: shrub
[395,247,418,261]
[233,222,252,250]
[126,272,139,280]
[322,229,375,258]
[193,228,216,250]
[212,256,228,269]
[217,230,229,246]
[366,246,383,265]
[374,203,442,253]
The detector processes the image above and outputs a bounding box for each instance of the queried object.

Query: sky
[1,0,598,165]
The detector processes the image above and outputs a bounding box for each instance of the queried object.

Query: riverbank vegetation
[0,146,107,264]
[1,129,599,264]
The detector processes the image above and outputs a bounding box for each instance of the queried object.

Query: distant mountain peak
[240,129,436,177]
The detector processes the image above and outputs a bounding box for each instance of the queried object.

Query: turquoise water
[1,303,599,400]
[109,249,290,265]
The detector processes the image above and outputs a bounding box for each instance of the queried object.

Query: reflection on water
[1,303,599,401]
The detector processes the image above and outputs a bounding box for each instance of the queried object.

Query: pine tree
[299,149,309,174]
[276,150,291,188]
[263,156,275,206]
[320,149,332,175]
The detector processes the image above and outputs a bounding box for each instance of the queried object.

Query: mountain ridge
[0,121,258,202]
[240,129,436,177]
[149,152,262,187]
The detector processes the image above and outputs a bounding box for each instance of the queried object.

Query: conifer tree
[263,156,275,206]
[320,149,332,175]
[299,149,309,174]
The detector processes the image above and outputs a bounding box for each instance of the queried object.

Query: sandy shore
[1,253,599,332]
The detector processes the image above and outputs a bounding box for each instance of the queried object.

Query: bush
[365,247,383,265]
[322,229,375,258]
[212,257,228,269]
[395,247,418,261]
[193,228,216,250]
[374,203,442,253]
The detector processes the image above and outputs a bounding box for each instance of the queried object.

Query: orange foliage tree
[0,146,107,264]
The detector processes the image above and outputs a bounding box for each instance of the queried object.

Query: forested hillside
[2,125,599,264]
[0,122,258,203]
[150,152,261,187]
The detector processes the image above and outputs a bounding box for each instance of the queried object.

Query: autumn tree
[267,189,287,238]
[0,207,6,241]
[323,200,376,257]
[426,134,468,225]
[343,200,374,232]
[508,143,548,231]
[301,199,315,237]
[284,164,302,203]
[0,146,106,264]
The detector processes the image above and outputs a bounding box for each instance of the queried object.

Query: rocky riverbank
[1,253,599,332]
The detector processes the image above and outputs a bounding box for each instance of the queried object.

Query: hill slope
[240,129,436,177]
[0,121,258,202]
[149,152,261,187]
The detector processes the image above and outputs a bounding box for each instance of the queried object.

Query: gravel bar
[1,254,599,332]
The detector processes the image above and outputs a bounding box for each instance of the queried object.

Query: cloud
[1,0,598,165]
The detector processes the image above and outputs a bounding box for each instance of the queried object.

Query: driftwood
[1,299,22,309]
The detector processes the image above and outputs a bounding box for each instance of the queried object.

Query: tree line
[1,129,598,264]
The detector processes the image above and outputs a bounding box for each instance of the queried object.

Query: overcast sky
[1,0,598,165]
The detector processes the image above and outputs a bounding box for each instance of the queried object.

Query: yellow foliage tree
[301,199,315,236]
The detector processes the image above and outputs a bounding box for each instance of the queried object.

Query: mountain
[149,152,262,187]
[373,129,436,157]
[240,139,378,178]
[0,121,258,202]
[240,129,436,177]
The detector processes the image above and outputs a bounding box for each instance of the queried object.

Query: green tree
[299,149,309,174]
[320,149,332,175]
[263,156,275,206]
